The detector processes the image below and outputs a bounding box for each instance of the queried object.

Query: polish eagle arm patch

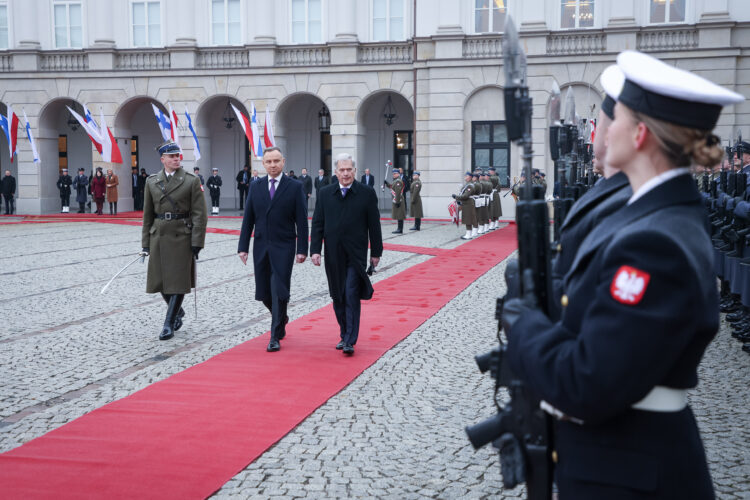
[610,265,651,305]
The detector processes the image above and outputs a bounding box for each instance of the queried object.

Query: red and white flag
[66,106,122,163]
[231,103,262,158]
[0,105,19,162]
[263,105,276,148]
[168,103,181,149]
[448,201,459,227]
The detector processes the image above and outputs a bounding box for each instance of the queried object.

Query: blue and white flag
[22,109,39,162]
[151,103,172,142]
[185,106,201,161]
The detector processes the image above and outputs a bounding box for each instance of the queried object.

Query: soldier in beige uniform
[142,141,208,341]
[488,166,502,230]
[384,168,406,234]
[409,171,423,231]
[453,171,477,240]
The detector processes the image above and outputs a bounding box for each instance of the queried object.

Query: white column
[254,0,276,42]
[14,0,40,48]
[435,0,462,34]
[333,0,357,41]
[91,0,115,47]
[172,0,196,45]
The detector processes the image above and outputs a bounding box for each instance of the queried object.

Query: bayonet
[548,82,561,127]
[564,87,576,125]
[502,16,522,87]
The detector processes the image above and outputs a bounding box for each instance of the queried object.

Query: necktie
[341,187,349,197]
[270,178,276,199]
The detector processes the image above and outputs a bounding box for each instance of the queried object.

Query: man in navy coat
[238,147,309,352]
[311,153,383,355]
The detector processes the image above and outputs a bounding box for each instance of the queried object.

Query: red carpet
[0,226,516,499]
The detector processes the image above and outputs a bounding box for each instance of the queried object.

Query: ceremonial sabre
[193,255,198,320]
[100,252,147,294]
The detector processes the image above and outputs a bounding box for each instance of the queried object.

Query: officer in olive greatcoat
[488,166,502,229]
[384,168,406,233]
[142,140,208,341]
[479,170,493,233]
[453,171,477,240]
[409,171,423,231]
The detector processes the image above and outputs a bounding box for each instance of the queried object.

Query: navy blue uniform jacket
[238,175,309,302]
[549,171,631,320]
[509,174,717,499]
[310,181,383,302]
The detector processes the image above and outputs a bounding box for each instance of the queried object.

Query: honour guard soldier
[503,50,743,499]
[480,170,493,233]
[142,140,208,341]
[488,166,502,229]
[409,171,423,231]
[471,171,488,234]
[385,168,406,233]
[207,167,222,215]
[56,168,72,213]
[453,171,477,240]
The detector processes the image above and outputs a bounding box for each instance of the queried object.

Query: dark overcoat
[207,174,222,196]
[72,174,88,203]
[237,175,309,302]
[310,181,383,302]
[142,168,208,294]
[57,175,72,196]
[410,179,423,219]
[508,175,717,499]
[548,171,631,320]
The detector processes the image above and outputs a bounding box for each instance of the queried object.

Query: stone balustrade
[196,48,249,68]
[637,27,699,52]
[0,54,12,71]
[358,42,412,64]
[462,37,502,59]
[275,45,331,66]
[547,31,606,56]
[115,50,171,70]
[39,52,89,71]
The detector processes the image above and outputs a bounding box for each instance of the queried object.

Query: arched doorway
[275,92,331,180]
[195,96,250,210]
[35,98,95,213]
[356,91,414,211]
[0,102,16,211]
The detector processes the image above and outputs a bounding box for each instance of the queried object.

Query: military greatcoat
[390,178,406,220]
[490,174,503,218]
[455,182,476,227]
[410,179,423,219]
[142,168,208,294]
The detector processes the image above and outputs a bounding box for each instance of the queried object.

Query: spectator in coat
[91,168,106,216]
[1,170,16,215]
[236,165,250,210]
[72,168,88,213]
[137,168,148,210]
[56,168,73,212]
[106,168,119,215]
[298,168,313,205]
[314,169,329,196]
[360,168,375,187]
[193,167,204,185]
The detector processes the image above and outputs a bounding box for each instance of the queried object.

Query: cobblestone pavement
[1,218,748,499]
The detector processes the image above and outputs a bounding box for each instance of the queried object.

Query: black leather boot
[162,293,185,330]
[392,220,403,234]
[159,294,183,340]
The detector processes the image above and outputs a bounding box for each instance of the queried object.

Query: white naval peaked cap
[602,50,744,130]
[600,64,624,119]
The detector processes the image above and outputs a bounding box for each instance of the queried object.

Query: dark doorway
[393,130,413,177]
[320,131,332,176]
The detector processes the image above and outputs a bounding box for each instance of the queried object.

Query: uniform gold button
[552,450,558,463]
[561,295,568,307]
[556,244,561,252]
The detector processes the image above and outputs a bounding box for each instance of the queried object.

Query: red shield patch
[200,184,204,192]
[610,265,650,305]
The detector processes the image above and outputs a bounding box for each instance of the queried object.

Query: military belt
[155,212,189,220]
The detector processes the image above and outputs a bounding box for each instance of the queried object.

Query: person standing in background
[106,168,119,215]
[409,171,423,231]
[57,168,72,213]
[1,170,16,215]
[73,168,88,213]
[236,165,250,210]
[207,167,223,215]
[91,168,106,216]
[299,168,313,207]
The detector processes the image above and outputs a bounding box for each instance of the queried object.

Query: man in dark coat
[207,167,222,215]
[360,168,375,187]
[314,168,329,196]
[56,168,72,212]
[131,166,140,209]
[311,153,383,355]
[1,170,15,215]
[137,168,147,210]
[298,167,313,207]
[72,168,88,213]
[238,147,309,353]
[236,165,250,210]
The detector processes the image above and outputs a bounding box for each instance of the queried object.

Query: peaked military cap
[413,171,421,176]
[157,140,182,155]
[600,64,624,120]
[392,168,400,173]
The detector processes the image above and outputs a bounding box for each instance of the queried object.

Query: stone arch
[274,92,331,181]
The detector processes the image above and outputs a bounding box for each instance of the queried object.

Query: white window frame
[473,0,508,34]
[371,0,408,42]
[0,1,11,50]
[559,0,596,30]
[210,0,243,46]
[647,0,689,25]
[52,0,84,49]
[129,0,163,48]
[289,0,324,44]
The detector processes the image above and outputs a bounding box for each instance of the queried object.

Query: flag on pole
[185,106,201,161]
[83,104,103,154]
[168,103,181,149]
[66,106,122,163]
[231,103,261,159]
[22,110,39,163]
[250,102,263,157]
[263,105,275,148]
[0,105,19,162]
[151,103,172,142]
[448,201,459,227]
[590,120,596,143]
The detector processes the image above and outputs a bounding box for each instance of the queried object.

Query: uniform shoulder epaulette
[184,171,196,178]
[147,173,158,179]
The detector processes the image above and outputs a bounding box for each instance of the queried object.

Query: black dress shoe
[343,343,354,355]
[267,338,281,352]
[336,340,345,350]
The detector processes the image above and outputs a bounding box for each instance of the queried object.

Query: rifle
[549,84,573,245]
[465,16,553,500]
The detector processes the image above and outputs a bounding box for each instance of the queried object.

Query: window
[474,0,506,33]
[54,1,82,48]
[132,1,161,47]
[0,3,8,49]
[373,0,404,41]
[561,0,594,29]
[472,122,510,187]
[212,0,241,45]
[291,0,322,43]
[649,0,685,24]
